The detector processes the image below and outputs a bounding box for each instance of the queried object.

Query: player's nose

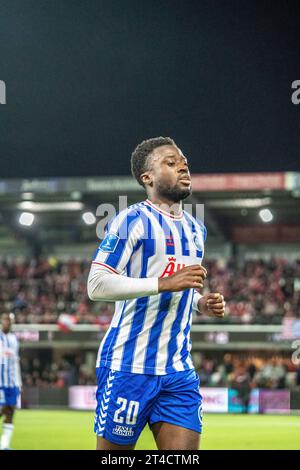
[177,167,190,178]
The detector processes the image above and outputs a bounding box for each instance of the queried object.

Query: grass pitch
[7,410,300,450]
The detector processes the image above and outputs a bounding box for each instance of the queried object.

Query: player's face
[1,315,11,333]
[147,145,192,202]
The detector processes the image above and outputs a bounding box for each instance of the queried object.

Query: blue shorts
[94,367,203,445]
[0,387,20,406]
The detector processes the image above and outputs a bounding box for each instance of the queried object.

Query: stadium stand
[1,257,299,325]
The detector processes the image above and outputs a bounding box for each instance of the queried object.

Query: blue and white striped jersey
[93,199,207,375]
[0,331,21,388]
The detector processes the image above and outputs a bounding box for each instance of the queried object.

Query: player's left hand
[198,293,226,317]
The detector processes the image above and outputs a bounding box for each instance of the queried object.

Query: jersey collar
[144,199,183,220]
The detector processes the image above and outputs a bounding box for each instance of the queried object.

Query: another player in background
[88,136,225,450]
[0,313,22,450]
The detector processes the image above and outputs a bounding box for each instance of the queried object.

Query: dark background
[1,0,300,178]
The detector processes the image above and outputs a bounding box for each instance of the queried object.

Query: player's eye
[167,161,175,166]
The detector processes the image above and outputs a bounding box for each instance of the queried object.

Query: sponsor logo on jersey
[160,257,186,278]
[166,234,175,247]
[112,425,134,437]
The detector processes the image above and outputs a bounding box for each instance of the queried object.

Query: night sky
[1,0,300,178]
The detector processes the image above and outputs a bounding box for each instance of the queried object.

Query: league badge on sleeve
[99,233,120,253]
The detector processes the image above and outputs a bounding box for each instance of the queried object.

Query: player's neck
[146,195,183,217]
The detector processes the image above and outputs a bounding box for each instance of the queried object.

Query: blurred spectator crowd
[194,353,300,391]
[0,256,299,325]
[21,355,95,388]
[0,257,114,326]
[202,257,300,324]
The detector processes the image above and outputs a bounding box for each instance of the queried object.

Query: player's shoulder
[183,210,207,241]
[13,333,20,348]
[127,201,147,216]
[9,332,18,342]
[110,202,145,223]
[183,209,206,229]
[0,331,18,344]
[106,202,146,233]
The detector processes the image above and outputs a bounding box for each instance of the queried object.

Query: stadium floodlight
[19,212,35,226]
[259,208,273,223]
[17,201,84,211]
[207,197,272,208]
[21,192,34,200]
[82,212,96,225]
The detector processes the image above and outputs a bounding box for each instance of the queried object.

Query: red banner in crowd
[191,173,285,191]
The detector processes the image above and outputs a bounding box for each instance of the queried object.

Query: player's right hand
[158,264,207,293]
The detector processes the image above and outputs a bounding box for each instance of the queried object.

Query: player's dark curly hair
[131,136,176,187]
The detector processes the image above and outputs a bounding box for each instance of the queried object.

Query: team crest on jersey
[99,233,120,253]
[192,233,202,252]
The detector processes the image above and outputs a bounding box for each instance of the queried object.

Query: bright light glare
[82,212,96,225]
[259,208,273,223]
[19,212,35,226]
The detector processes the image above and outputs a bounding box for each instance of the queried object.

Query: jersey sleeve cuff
[193,290,203,313]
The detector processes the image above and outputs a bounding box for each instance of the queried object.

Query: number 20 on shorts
[113,397,140,425]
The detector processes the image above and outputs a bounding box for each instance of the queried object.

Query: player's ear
[140,171,153,187]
